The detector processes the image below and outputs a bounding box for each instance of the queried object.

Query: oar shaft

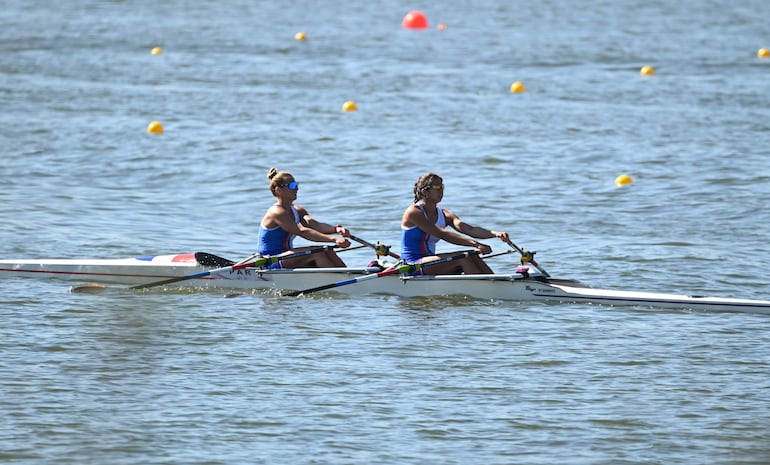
[234,252,262,266]
[130,246,335,290]
[505,240,550,277]
[349,234,401,259]
[129,257,269,290]
[285,250,475,297]
[337,244,367,253]
[480,248,515,260]
[284,266,399,297]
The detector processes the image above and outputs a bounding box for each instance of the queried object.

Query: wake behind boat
[1,251,770,315]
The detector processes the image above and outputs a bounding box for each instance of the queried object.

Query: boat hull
[2,253,770,314]
[0,253,207,285]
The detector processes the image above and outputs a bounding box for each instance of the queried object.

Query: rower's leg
[281,250,346,268]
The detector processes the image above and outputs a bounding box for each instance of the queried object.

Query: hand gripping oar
[130,245,336,290]
[348,234,401,259]
[504,239,550,277]
[284,250,476,297]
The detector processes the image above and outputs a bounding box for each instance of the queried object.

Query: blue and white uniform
[401,204,446,262]
[257,206,301,256]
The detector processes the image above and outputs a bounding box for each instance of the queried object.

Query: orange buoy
[402,10,429,29]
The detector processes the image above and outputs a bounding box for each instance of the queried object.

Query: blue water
[2,1,770,464]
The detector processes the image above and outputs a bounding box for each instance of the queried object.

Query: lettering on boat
[526,284,556,294]
[216,268,272,281]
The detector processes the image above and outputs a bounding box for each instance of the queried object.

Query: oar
[130,245,336,290]
[505,239,550,277]
[349,234,401,259]
[284,250,476,297]
[338,244,367,253]
[69,251,262,294]
[218,244,366,299]
[480,248,515,260]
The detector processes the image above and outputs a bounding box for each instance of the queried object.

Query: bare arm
[403,205,488,252]
[267,205,350,247]
[445,209,510,243]
[299,207,351,238]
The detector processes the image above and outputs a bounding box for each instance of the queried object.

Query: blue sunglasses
[279,181,299,190]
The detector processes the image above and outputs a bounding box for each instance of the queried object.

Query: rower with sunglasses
[257,167,351,268]
[400,173,510,274]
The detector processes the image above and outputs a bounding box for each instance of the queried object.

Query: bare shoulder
[268,204,286,216]
[404,204,420,214]
[261,204,284,228]
[403,204,422,220]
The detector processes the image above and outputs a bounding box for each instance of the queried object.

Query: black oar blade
[194,252,235,267]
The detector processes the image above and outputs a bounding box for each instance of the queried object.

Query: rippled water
[2,1,770,463]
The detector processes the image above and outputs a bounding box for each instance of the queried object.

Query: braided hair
[413,173,443,203]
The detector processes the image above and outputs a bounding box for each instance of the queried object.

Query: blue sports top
[257,206,301,256]
[400,204,446,262]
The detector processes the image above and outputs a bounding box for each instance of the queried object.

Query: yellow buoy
[640,65,655,76]
[295,32,307,41]
[150,47,163,55]
[615,174,633,187]
[342,100,358,112]
[758,48,769,59]
[509,81,526,93]
[147,121,164,134]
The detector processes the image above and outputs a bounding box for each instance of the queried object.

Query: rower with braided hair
[400,173,510,274]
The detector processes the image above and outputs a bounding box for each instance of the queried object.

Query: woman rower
[258,167,351,268]
[400,173,510,274]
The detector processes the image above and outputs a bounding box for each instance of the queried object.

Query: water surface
[2,1,769,463]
